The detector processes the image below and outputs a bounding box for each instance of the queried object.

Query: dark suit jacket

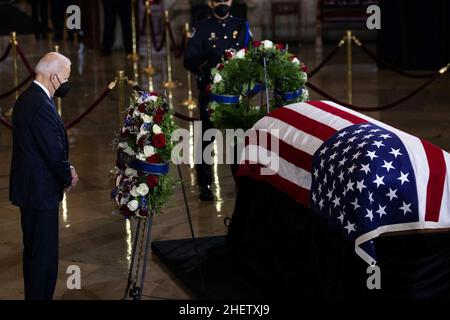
[9,82,72,210]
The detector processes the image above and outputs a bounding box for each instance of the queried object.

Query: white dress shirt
[33,80,51,99]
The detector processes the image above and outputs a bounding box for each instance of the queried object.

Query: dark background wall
[378,0,450,69]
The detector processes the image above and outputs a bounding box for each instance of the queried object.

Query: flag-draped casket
[228,100,450,297]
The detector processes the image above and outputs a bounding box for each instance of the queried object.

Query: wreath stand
[122,56,277,300]
[122,164,205,300]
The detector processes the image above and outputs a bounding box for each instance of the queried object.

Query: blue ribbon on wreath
[246,83,265,95]
[117,151,169,176]
[276,88,304,101]
[211,94,240,104]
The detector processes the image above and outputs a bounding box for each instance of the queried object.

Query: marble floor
[0,31,449,300]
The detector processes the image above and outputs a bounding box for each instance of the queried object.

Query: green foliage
[210,41,309,130]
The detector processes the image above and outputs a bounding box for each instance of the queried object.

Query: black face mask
[213,4,230,18]
[51,74,70,98]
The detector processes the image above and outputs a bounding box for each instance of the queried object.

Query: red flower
[149,91,158,96]
[275,43,285,50]
[224,50,234,60]
[217,63,224,71]
[120,205,132,216]
[156,107,166,116]
[137,135,147,147]
[120,129,130,138]
[300,63,307,72]
[138,104,146,112]
[206,84,212,94]
[252,41,261,48]
[128,108,134,116]
[152,133,166,148]
[154,108,165,124]
[154,113,163,124]
[146,175,158,188]
[146,153,161,164]
[138,208,149,217]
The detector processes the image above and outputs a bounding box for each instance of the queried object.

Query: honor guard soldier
[184,0,252,201]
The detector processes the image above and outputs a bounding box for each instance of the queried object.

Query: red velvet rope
[0,115,12,129]
[0,43,12,63]
[173,111,200,122]
[307,44,341,79]
[356,42,434,79]
[306,71,442,112]
[167,22,186,58]
[65,85,113,129]
[1,84,113,130]
[148,13,166,52]
[0,72,34,100]
[15,44,34,74]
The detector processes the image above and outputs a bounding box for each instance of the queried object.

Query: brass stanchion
[62,12,68,52]
[143,0,158,91]
[133,60,139,85]
[11,32,19,100]
[127,0,139,62]
[163,10,176,91]
[5,32,19,117]
[54,45,63,117]
[346,30,353,104]
[117,70,127,128]
[110,70,128,175]
[181,23,196,110]
[439,63,450,74]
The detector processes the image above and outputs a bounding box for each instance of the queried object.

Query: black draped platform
[152,177,450,299]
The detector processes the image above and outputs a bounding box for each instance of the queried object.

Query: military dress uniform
[184,15,252,199]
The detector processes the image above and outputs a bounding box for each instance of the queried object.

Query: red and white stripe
[238,100,450,227]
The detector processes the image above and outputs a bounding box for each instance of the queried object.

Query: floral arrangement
[209,40,309,130]
[111,91,177,218]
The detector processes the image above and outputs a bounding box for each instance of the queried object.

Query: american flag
[237,100,450,265]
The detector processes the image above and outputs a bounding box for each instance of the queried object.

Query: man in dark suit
[9,52,79,300]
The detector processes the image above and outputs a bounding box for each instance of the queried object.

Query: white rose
[136,183,149,196]
[125,168,137,177]
[118,142,128,149]
[144,145,155,157]
[235,49,246,59]
[149,95,158,102]
[142,114,153,123]
[124,147,135,156]
[130,186,139,197]
[127,200,139,212]
[263,40,273,49]
[133,109,141,117]
[291,57,300,65]
[152,124,162,135]
[136,153,146,161]
[213,74,222,84]
[115,174,122,187]
[120,195,128,205]
[137,96,144,104]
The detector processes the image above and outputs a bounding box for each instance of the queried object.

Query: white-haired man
[9,52,78,300]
